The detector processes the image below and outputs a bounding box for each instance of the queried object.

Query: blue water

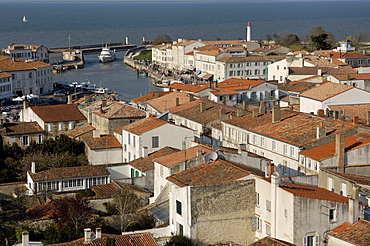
[1,1,369,99]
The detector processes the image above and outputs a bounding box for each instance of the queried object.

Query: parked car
[53,90,67,96]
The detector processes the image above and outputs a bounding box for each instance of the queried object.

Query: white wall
[169,186,192,237]
[89,148,123,165]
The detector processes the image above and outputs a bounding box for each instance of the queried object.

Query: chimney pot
[175,97,180,107]
[31,162,36,173]
[272,106,281,123]
[22,231,29,246]
[67,94,72,104]
[199,102,205,113]
[84,228,92,243]
[93,130,100,138]
[252,108,259,118]
[95,228,101,239]
[102,99,107,108]
[353,116,359,124]
[142,146,148,158]
[336,133,345,171]
[316,124,326,139]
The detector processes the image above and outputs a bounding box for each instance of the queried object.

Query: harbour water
[1,1,369,99]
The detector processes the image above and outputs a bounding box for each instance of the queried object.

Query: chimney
[268,163,275,177]
[348,198,359,224]
[238,144,246,154]
[196,149,202,157]
[84,228,92,243]
[93,130,100,138]
[23,100,28,109]
[31,162,36,173]
[154,91,159,98]
[215,80,218,88]
[22,231,29,246]
[84,95,90,103]
[67,94,72,104]
[199,102,206,113]
[336,133,345,172]
[220,107,227,120]
[271,171,280,186]
[189,94,194,102]
[352,116,359,124]
[316,122,326,139]
[272,106,281,123]
[317,109,325,116]
[259,102,265,114]
[175,97,180,107]
[96,228,101,239]
[102,98,107,108]
[236,108,242,117]
[252,108,259,118]
[100,105,104,114]
[299,54,304,68]
[317,69,322,76]
[242,101,248,110]
[142,146,148,158]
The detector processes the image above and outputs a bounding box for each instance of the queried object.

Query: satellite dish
[210,152,218,161]
[204,154,210,163]
[212,143,218,151]
[90,232,95,241]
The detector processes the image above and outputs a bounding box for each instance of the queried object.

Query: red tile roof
[65,125,95,138]
[329,104,370,124]
[30,104,86,123]
[289,66,356,76]
[3,121,44,136]
[223,109,355,146]
[81,134,122,150]
[327,219,370,245]
[167,159,253,187]
[277,81,317,94]
[129,146,181,172]
[323,170,370,186]
[145,91,193,113]
[167,83,210,93]
[154,145,213,167]
[0,59,51,71]
[80,99,146,119]
[131,91,170,103]
[325,51,370,59]
[217,55,285,63]
[279,182,349,203]
[299,81,355,101]
[26,201,54,220]
[0,71,11,79]
[49,232,158,246]
[331,73,370,80]
[91,181,151,197]
[300,133,370,161]
[249,236,296,246]
[116,117,167,135]
[28,165,110,182]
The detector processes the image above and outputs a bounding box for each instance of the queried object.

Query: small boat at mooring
[23,16,28,22]
[98,45,116,63]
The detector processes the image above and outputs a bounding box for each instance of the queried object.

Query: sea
[1,1,370,100]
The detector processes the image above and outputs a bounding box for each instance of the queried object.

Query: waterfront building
[0,70,13,101]
[3,44,49,63]
[0,58,53,96]
[0,121,45,148]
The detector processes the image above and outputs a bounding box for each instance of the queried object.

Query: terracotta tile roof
[325,51,370,59]
[300,81,354,101]
[65,125,95,138]
[145,91,193,113]
[323,170,370,186]
[0,71,11,79]
[327,219,370,245]
[249,236,296,246]
[301,55,338,67]
[329,104,370,124]
[279,182,349,203]
[166,83,209,93]
[49,232,158,246]
[3,121,43,136]
[131,91,170,103]
[210,78,267,95]
[288,66,357,76]
[30,104,86,123]
[28,165,110,182]
[26,201,54,220]
[81,134,122,150]
[167,159,253,187]
[202,40,254,46]
[0,59,51,72]
[331,73,370,80]
[129,146,181,172]
[168,98,244,124]
[197,49,225,56]
[277,81,317,94]
[300,133,370,161]
[80,99,146,119]
[223,109,356,146]
[116,117,167,135]
[194,45,220,51]
[217,55,285,63]
[155,145,213,167]
[173,40,197,46]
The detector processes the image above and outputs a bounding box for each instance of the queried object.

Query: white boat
[95,87,109,94]
[23,16,28,22]
[98,46,116,63]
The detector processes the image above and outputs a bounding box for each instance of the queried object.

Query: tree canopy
[153,34,172,45]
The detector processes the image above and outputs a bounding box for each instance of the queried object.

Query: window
[328,177,334,191]
[252,216,262,231]
[290,147,295,157]
[359,59,364,65]
[329,209,336,222]
[256,192,260,206]
[284,208,288,218]
[272,141,277,151]
[178,223,184,236]
[261,137,265,147]
[176,200,182,215]
[253,135,258,144]
[21,136,29,146]
[303,234,319,246]
[255,69,260,75]
[283,144,288,155]
[266,223,271,236]
[133,135,136,147]
[266,200,271,212]
[152,136,159,148]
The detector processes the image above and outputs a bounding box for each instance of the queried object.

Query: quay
[52,43,137,55]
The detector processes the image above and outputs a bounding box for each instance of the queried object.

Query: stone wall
[190,180,256,246]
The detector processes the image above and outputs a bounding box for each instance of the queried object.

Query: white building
[0,71,13,100]
[115,117,194,163]
[27,162,111,195]
[299,82,370,114]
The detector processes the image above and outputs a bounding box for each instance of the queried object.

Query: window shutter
[315,235,319,246]
[303,237,307,246]
[252,216,257,231]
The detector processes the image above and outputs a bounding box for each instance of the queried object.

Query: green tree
[153,34,172,45]
[165,235,196,246]
[311,33,332,50]
[306,25,335,51]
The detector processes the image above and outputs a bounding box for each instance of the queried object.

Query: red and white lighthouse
[246,22,252,42]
